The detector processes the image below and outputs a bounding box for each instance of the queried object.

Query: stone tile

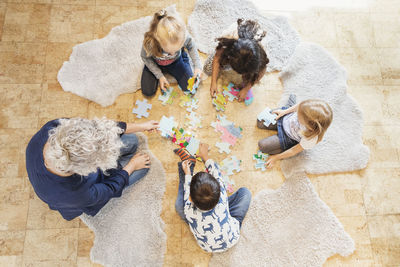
[371,13,400,48]
[0,42,46,84]
[367,215,400,266]
[2,3,51,42]
[77,257,103,267]
[381,86,400,125]
[26,198,80,229]
[362,167,400,215]
[334,47,382,85]
[93,5,139,39]
[378,48,400,85]
[362,125,400,169]
[0,178,30,231]
[0,3,6,40]
[290,11,338,48]
[0,256,23,267]
[0,84,42,129]
[23,228,78,264]
[0,230,25,256]
[325,216,374,266]
[77,227,94,257]
[44,42,76,83]
[49,4,95,43]
[313,173,365,217]
[334,13,375,48]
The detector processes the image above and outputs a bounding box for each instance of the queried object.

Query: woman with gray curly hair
[26,117,159,221]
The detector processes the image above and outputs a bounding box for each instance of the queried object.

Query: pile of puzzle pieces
[132,99,152,118]
[158,87,178,105]
[159,116,201,156]
[219,155,241,193]
[222,82,254,106]
[253,150,269,171]
[257,107,278,127]
[211,115,243,154]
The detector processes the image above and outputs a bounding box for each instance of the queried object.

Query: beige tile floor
[0,0,399,266]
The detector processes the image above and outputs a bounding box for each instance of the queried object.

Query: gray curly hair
[45,117,125,176]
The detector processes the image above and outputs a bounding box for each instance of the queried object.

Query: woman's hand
[182,160,192,175]
[141,120,159,132]
[265,154,279,169]
[159,76,170,91]
[272,109,287,120]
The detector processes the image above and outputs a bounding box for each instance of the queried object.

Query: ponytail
[143,10,168,57]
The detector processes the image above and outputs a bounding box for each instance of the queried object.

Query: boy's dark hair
[190,172,221,211]
[216,19,269,86]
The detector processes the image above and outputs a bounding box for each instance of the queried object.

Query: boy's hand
[273,109,286,120]
[159,76,170,91]
[182,160,192,175]
[197,143,209,162]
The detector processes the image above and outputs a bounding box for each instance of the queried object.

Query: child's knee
[238,187,252,203]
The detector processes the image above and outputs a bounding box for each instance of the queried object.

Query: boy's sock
[174,148,196,163]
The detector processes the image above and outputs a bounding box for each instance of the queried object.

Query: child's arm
[182,160,194,206]
[265,144,303,168]
[273,103,299,119]
[184,34,202,77]
[210,48,223,98]
[140,47,169,91]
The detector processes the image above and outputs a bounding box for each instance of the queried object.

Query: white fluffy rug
[80,133,166,267]
[57,5,179,107]
[210,170,355,266]
[188,0,300,72]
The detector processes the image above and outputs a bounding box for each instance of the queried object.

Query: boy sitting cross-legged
[174,143,252,253]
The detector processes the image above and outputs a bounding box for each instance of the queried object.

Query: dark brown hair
[190,172,221,211]
[216,19,269,86]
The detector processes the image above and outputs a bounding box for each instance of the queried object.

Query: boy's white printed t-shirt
[183,159,240,253]
[282,112,318,150]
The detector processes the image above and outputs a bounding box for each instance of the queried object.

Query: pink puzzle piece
[216,124,237,146]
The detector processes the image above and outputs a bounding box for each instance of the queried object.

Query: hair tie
[157,9,167,20]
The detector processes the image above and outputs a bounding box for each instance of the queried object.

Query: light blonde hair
[143,9,186,57]
[298,99,333,142]
[45,117,124,176]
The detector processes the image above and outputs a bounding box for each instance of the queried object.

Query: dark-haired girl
[204,19,269,101]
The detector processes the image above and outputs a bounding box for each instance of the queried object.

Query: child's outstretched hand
[182,160,192,175]
[273,109,287,120]
[159,76,170,91]
[238,90,247,102]
[265,154,278,169]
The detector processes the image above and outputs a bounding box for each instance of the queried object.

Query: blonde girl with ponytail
[140,9,202,96]
[257,98,333,168]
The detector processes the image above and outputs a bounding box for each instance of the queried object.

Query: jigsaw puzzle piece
[132,99,152,118]
[186,137,200,156]
[215,142,231,154]
[257,107,278,127]
[159,116,177,138]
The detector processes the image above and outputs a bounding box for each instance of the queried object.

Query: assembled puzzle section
[222,82,254,106]
[132,99,152,118]
[253,150,269,171]
[211,115,243,155]
[219,156,241,193]
[257,107,278,127]
[158,87,177,105]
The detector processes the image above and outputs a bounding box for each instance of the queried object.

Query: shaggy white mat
[57,5,179,107]
[188,0,300,72]
[210,170,355,266]
[80,133,166,267]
